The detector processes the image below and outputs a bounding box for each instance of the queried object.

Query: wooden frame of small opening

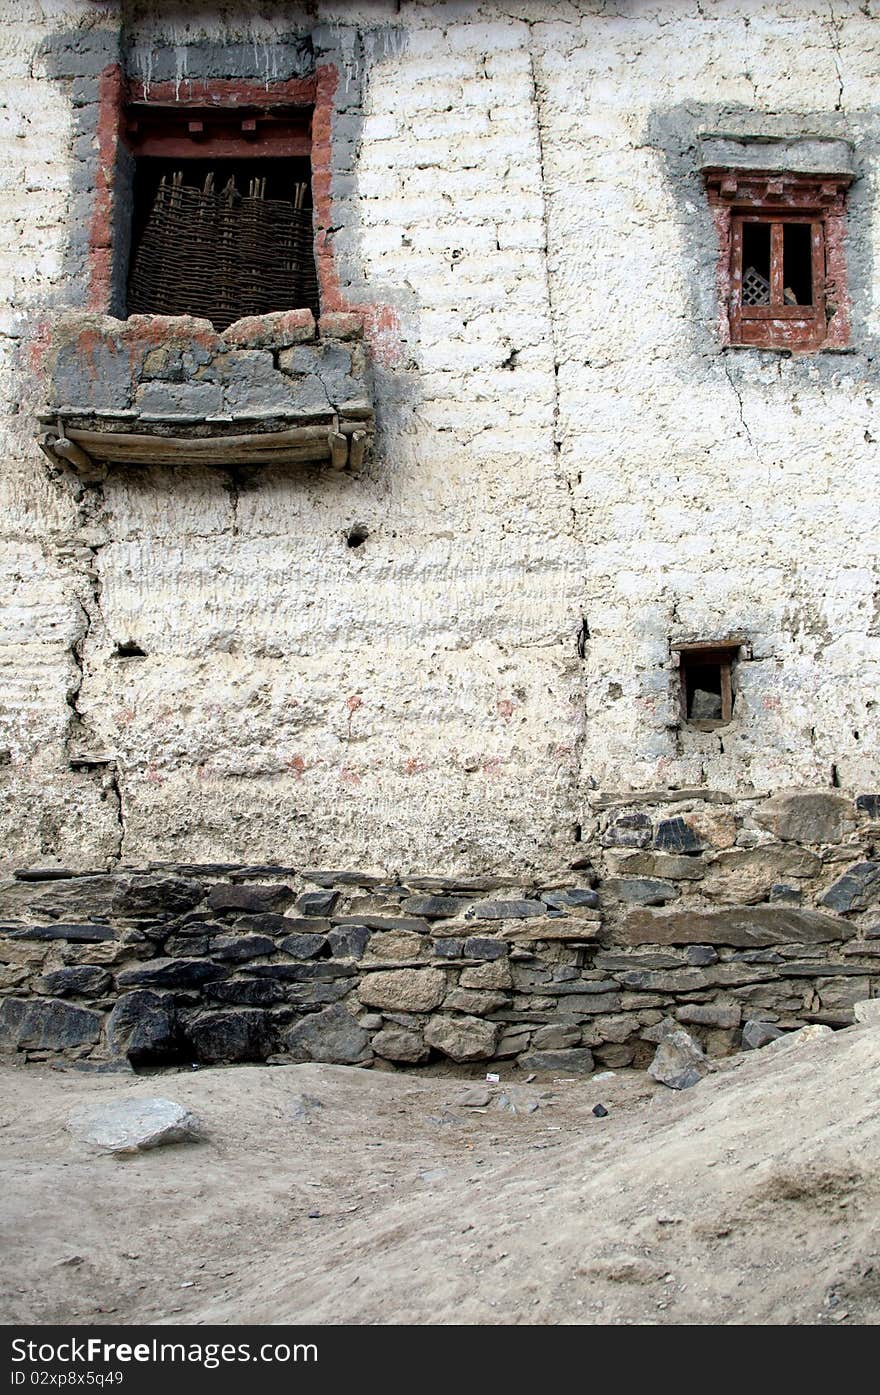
[704,170,852,351]
[672,639,745,729]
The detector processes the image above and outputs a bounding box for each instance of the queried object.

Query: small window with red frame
[704,169,852,351]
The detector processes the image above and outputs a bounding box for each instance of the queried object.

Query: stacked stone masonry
[1,789,877,1070]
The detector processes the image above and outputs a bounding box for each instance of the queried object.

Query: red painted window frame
[704,169,852,351]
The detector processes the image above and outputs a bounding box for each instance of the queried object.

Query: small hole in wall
[831,763,841,788]
[672,639,744,728]
[576,617,590,658]
[113,641,147,658]
[573,822,582,843]
[346,524,369,549]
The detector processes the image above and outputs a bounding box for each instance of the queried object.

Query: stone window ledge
[37,308,374,480]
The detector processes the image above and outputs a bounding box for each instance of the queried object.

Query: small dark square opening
[673,641,742,728]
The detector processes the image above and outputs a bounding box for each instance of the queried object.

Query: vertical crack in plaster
[826,2,846,111]
[525,36,571,533]
[722,359,765,472]
[527,27,587,834]
[225,470,240,537]
[60,479,125,864]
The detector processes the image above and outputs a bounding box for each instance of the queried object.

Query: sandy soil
[1,1025,879,1326]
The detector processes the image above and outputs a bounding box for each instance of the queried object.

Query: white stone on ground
[67,1097,203,1155]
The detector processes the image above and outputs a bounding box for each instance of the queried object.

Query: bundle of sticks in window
[128,171,320,330]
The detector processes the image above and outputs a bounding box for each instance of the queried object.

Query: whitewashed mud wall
[0,1,879,882]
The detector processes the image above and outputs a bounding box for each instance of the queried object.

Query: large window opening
[124,105,318,330]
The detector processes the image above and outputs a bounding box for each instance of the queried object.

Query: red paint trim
[124,75,317,108]
[312,63,402,367]
[88,63,125,312]
[84,63,402,366]
[705,169,851,351]
[130,134,312,159]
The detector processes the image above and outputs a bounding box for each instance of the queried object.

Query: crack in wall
[527,26,588,835]
[58,476,125,864]
[826,1,846,112]
[722,358,765,472]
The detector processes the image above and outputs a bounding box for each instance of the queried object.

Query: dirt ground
[1,1024,879,1326]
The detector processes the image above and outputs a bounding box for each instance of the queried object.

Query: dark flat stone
[330,914,431,933]
[6,923,115,942]
[0,997,102,1051]
[207,883,295,914]
[117,958,226,989]
[654,817,702,853]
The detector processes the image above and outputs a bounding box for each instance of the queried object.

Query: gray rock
[67,1097,202,1155]
[112,875,204,918]
[0,997,102,1052]
[648,1028,710,1089]
[332,914,430,932]
[609,877,679,906]
[539,888,599,910]
[372,1026,428,1063]
[463,936,506,960]
[677,1003,741,1029]
[618,968,708,992]
[280,933,327,959]
[246,961,355,981]
[641,1015,681,1043]
[327,925,370,959]
[624,905,853,948]
[516,1047,595,1074]
[531,1024,582,1049]
[424,1013,499,1061]
[209,933,275,962]
[654,817,703,854]
[686,944,718,966]
[401,895,468,919]
[107,991,181,1065]
[36,965,111,997]
[741,1019,786,1050]
[432,937,464,958]
[287,981,353,1008]
[691,688,722,719]
[756,791,853,844]
[236,912,307,935]
[467,900,546,920]
[207,883,294,915]
[284,1004,371,1064]
[296,890,339,917]
[769,883,802,904]
[454,1086,491,1107]
[7,923,114,943]
[186,1009,275,1063]
[206,979,286,1006]
[854,997,880,1024]
[0,875,118,922]
[819,862,880,913]
[855,794,880,818]
[117,958,225,990]
[602,813,652,849]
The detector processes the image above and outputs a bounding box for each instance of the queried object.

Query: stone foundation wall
[2,787,877,1071]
